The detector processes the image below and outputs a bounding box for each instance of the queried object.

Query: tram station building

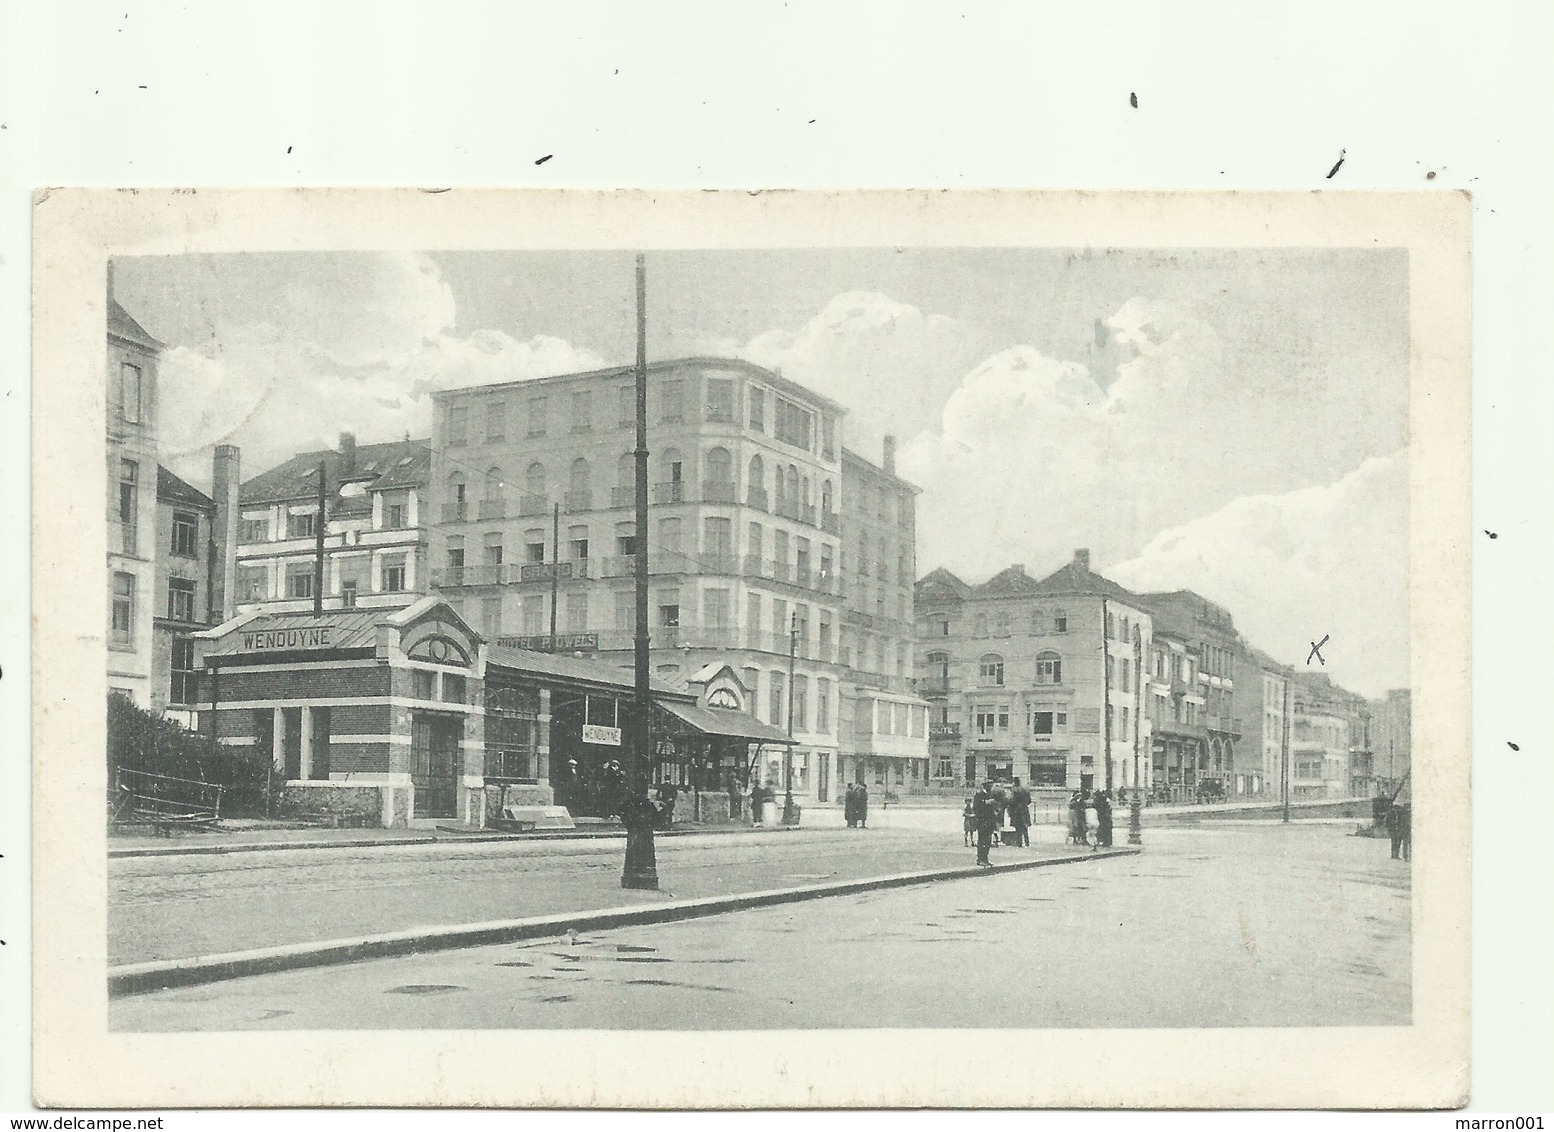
[190,595,792,828]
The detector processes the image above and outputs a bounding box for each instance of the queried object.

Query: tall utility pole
[622,253,659,890]
[312,460,327,616]
[1101,597,1113,795]
[782,610,797,823]
[549,502,561,650]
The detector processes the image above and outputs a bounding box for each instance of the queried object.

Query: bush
[107,693,280,818]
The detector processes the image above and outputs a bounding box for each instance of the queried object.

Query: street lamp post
[621,253,659,890]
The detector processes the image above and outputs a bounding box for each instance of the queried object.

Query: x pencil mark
[1307,634,1329,666]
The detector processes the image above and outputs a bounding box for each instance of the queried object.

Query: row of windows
[447,449,838,520]
[445,516,839,579]
[928,652,1066,687]
[444,378,839,460]
[852,700,929,738]
[240,492,412,543]
[956,609,1070,638]
[236,555,409,604]
[971,704,1137,741]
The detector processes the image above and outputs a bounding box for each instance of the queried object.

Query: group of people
[963,778,1034,866]
[1067,789,1114,849]
[843,781,870,828]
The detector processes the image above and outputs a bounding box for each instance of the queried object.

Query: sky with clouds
[114,247,1409,695]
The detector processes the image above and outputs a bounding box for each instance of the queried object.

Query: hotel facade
[425,357,928,810]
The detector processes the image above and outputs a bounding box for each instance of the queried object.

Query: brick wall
[210,663,391,703]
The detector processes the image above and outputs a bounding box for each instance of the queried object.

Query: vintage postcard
[32,188,1470,1108]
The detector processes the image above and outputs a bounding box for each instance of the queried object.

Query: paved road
[112,821,1410,1030]
[109,821,1087,965]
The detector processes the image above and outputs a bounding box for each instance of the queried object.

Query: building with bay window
[913,549,1154,799]
[1139,590,1240,800]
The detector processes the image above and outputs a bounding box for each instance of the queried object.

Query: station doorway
[411,713,462,818]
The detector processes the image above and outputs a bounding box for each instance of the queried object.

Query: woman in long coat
[1093,790,1113,848]
[844,782,859,828]
[1068,790,1089,846]
[855,782,869,829]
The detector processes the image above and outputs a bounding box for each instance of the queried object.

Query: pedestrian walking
[856,782,869,829]
[751,781,766,824]
[1093,790,1113,849]
[844,782,859,828]
[972,780,1000,866]
[1009,778,1032,847]
[962,795,976,847]
[1067,790,1089,847]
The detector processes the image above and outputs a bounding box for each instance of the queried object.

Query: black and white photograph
[32,188,1470,1109]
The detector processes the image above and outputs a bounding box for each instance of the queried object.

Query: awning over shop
[657,701,798,745]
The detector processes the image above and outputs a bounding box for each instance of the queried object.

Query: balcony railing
[610,486,634,509]
[746,487,769,512]
[433,563,505,587]
[793,564,812,589]
[564,489,593,513]
[918,677,951,696]
[653,481,685,504]
[442,503,469,523]
[478,498,506,520]
[742,553,765,577]
[699,552,737,575]
[702,479,737,503]
[820,510,839,534]
[518,493,549,517]
[769,558,791,583]
[802,503,817,526]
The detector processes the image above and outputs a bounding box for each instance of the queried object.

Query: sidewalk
[109,823,1114,966]
[109,838,1140,995]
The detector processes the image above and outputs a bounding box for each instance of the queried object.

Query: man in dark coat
[657,780,679,829]
[844,782,859,828]
[1386,800,1411,860]
[972,780,1000,866]
[1008,778,1033,847]
[855,782,869,829]
[1093,790,1113,849]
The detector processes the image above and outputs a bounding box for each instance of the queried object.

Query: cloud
[1105,453,1409,698]
[709,291,983,461]
[898,299,1226,578]
[142,254,606,482]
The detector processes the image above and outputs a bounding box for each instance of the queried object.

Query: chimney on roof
[210,444,241,622]
[339,431,357,476]
[106,259,117,301]
[1073,548,1091,570]
[882,434,897,475]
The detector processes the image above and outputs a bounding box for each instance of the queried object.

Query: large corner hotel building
[426,358,930,808]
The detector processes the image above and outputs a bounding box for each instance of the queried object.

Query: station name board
[582,724,622,746]
[239,624,338,652]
